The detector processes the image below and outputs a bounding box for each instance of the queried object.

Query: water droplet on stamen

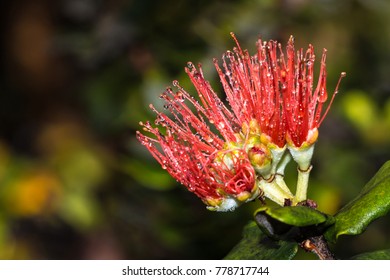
[194,73,201,80]
[319,88,328,102]
[176,92,185,102]
[165,87,173,95]
[172,80,179,87]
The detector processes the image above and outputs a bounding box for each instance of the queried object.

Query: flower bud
[248,143,272,178]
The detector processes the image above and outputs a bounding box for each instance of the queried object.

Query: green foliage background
[0,0,389,259]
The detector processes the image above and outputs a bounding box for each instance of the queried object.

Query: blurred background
[0,0,390,259]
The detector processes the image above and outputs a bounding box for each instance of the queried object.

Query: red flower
[215,33,286,148]
[281,36,346,148]
[137,67,259,211]
[137,33,344,209]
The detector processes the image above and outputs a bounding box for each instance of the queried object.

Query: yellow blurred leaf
[59,190,101,230]
[5,170,62,217]
[341,90,377,130]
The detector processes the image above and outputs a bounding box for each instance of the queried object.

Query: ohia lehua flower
[137,33,345,211]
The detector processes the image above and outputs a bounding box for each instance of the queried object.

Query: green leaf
[325,161,390,243]
[224,222,298,260]
[351,249,390,260]
[254,205,328,227]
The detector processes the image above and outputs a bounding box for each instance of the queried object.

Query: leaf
[351,249,390,260]
[224,222,298,260]
[253,205,333,242]
[254,205,328,227]
[325,161,390,243]
[254,209,293,239]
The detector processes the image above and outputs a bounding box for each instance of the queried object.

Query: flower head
[215,33,287,149]
[281,36,346,149]
[137,67,261,211]
[278,36,346,171]
[137,33,344,209]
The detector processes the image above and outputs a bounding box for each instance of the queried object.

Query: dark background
[0,0,389,259]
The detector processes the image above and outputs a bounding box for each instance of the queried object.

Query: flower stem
[259,179,294,206]
[295,165,312,202]
[275,174,294,197]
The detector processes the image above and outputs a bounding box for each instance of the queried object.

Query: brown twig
[300,235,335,260]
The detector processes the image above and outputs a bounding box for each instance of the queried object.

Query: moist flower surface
[137,33,344,211]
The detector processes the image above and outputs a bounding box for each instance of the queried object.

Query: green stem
[273,151,295,201]
[259,179,295,206]
[275,174,293,197]
[295,166,312,202]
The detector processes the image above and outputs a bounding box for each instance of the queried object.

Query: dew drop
[319,87,328,102]
[173,80,179,87]
[155,115,166,125]
[193,72,201,80]
[176,92,185,102]
[218,122,225,130]
[166,87,173,94]
[187,62,194,69]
